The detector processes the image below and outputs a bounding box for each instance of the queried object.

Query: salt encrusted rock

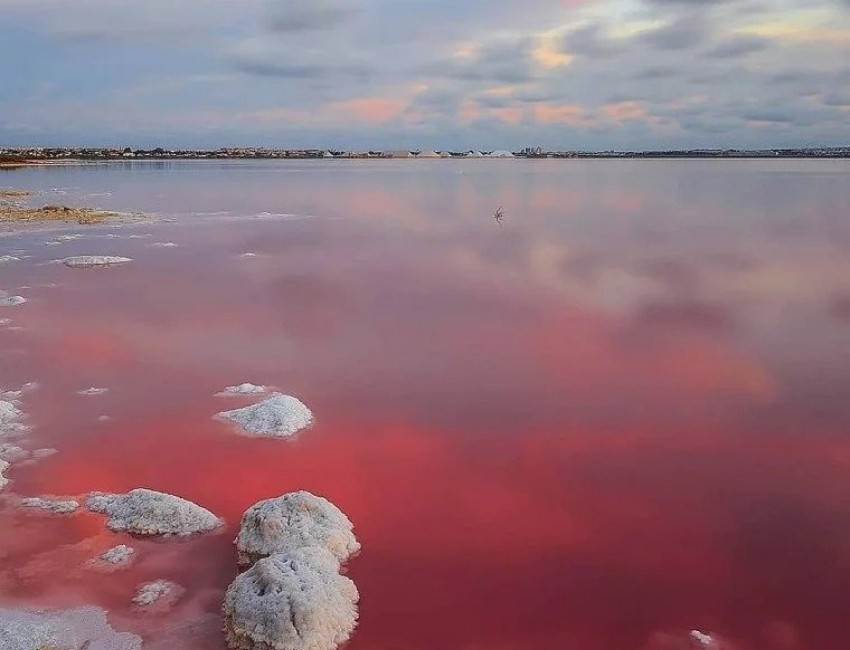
[150,242,178,248]
[133,579,184,610]
[218,383,267,396]
[0,606,142,650]
[20,496,80,514]
[78,387,109,396]
[86,488,222,537]
[62,255,133,268]
[223,548,359,650]
[236,491,360,568]
[0,459,9,491]
[0,256,19,264]
[100,544,135,566]
[217,393,313,438]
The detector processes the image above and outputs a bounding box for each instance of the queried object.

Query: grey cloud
[708,35,768,58]
[562,23,624,58]
[641,15,708,50]
[265,0,356,33]
[436,37,540,84]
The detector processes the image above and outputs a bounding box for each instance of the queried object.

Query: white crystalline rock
[0,606,142,650]
[223,548,359,650]
[1,382,38,401]
[217,393,313,439]
[78,387,109,396]
[0,459,9,491]
[241,252,257,258]
[20,496,80,514]
[100,544,135,566]
[150,242,178,248]
[218,383,267,396]
[62,256,133,268]
[0,444,28,462]
[0,295,26,307]
[236,491,360,567]
[86,488,222,536]
[0,318,11,326]
[132,579,184,608]
[0,256,20,264]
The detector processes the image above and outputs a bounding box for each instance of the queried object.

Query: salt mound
[79,387,109,396]
[217,392,313,438]
[0,295,26,307]
[100,544,135,566]
[62,256,133,268]
[236,491,360,567]
[133,579,184,610]
[0,606,142,650]
[218,383,267,396]
[86,488,222,536]
[223,548,359,650]
[20,496,80,514]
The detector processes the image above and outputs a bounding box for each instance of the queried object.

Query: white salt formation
[0,459,9,491]
[150,242,178,247]
[218,383,267,396]
[0,606,142,650]
[100,544,135,566]
[0,295,26,307]
[62,255,133,268]
[133,579,184,609]
[690,630,716,648]
[223,548,359,650]
[0,398,27,436]
[78,387,109,396]
[236,491,360,567]
[20,496,80,514]
[0,255,19,264]
[86,488,222,536]
[217,393,313,438]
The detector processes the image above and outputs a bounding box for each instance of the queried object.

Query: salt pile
[236,491,360,567]
[86,488,222,536]
[62,256,133,268]
[133,580,184,610]
[224,492,360,650]
[216,393,313,438]
[20,496,80,514]
[0,606,142,650]
[223,548,359,650]
[218,383,267,396]
[0,293,26,307]
[78,387,109,396]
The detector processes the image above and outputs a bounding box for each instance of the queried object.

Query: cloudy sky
[0,0,848,150]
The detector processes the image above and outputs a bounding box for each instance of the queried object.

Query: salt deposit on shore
[0,293,26,307]
[0,606,142,650]
[63,255,133,268]
[236,491,360,567]
[216,392,313,438]
[86,488,222,536]
[223,548,359,650]
[20,496,80,514]
[0,255,19,264]
[0,459,9,491]
[218,383,267,396]
[100,544,135,566]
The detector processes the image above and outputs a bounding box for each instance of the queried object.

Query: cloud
[707,35,768,58]
[265,0,356,32]
[641,14,709,50]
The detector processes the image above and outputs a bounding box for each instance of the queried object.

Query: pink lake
[1,159,850,649]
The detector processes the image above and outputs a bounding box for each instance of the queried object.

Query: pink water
[1,159,850,649]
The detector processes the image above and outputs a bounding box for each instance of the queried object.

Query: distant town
[2,145,849,162]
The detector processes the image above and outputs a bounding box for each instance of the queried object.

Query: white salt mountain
[217,392,313,438]
[223,547,359,650]
[0,606,142,650]
[218,383,267,396]
[236,491,360,567]
[62,255,133,268]
[86,488,222,536]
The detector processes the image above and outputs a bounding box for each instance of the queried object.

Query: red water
[2,160,850,649]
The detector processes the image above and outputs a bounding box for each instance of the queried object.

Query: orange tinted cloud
[533,102,596,127]
[332,96,410,124]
